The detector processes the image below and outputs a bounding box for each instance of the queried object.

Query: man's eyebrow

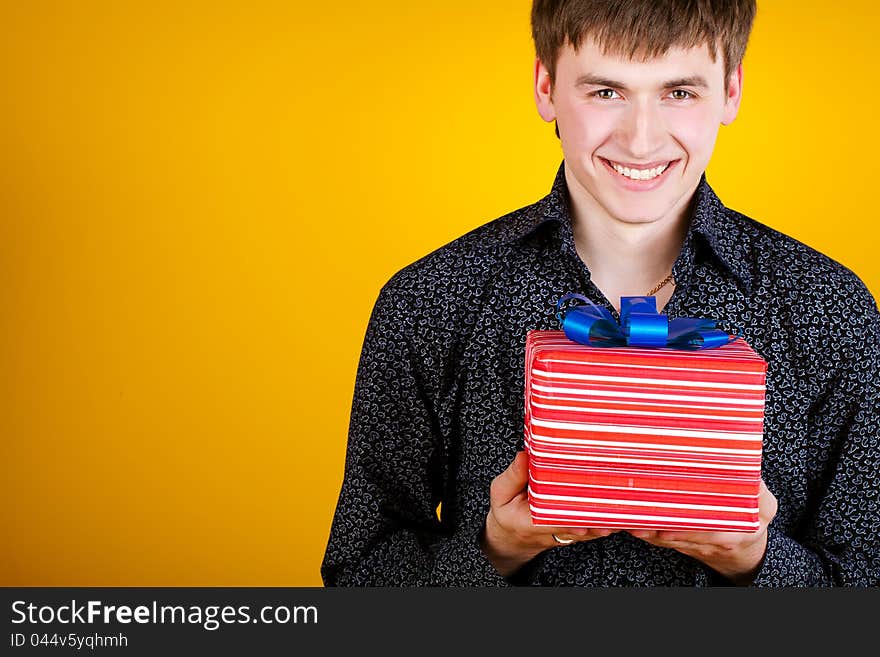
[574,73,710,90]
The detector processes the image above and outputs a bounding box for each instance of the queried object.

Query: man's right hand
[480,450,618,578]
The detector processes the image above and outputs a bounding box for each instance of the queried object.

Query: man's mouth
[601,158,679,182]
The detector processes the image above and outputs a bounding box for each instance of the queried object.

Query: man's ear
[721,62,744,126]
[534,57,557,123]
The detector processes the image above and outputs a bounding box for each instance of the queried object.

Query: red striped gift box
[524,330,768,532]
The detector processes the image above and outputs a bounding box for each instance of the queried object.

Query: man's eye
[595,89,619,100]
[670,89,692,100]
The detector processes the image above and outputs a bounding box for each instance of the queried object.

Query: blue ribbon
[555,293,740,350]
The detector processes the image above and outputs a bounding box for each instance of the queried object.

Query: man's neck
[565,166,695,308]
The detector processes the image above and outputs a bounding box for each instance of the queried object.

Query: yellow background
[2,1,878,586]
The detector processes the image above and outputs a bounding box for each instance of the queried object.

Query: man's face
[534,39,742,227]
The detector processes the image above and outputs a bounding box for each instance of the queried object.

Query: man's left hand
[627,479,778,585]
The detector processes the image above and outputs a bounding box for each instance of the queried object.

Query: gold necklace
[645,273,675,296]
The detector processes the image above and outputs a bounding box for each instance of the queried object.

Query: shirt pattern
[321,161,880,586]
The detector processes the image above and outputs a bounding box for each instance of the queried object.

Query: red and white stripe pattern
[524,331,767,532]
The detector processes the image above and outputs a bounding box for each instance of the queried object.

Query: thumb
[490,451,529,506]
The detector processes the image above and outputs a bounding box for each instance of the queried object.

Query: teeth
[610,161,670,181]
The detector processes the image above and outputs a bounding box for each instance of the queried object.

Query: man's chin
[610,211,666,225]
[606,195,683,225]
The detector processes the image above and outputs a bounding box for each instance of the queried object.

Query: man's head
[531,0,756,228]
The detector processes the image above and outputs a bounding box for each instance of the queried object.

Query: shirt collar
[502,160,754,294]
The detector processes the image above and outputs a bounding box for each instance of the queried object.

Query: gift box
[524,328,767,532]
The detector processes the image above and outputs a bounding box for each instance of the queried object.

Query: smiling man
[322,1,880,586]
[534,35,742,316]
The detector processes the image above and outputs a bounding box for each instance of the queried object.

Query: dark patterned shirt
[321,161,880,586]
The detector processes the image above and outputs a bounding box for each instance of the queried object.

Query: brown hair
[531,0,757,87]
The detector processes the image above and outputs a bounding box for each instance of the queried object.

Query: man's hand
[480,451,618,577]
[627,480,778,585]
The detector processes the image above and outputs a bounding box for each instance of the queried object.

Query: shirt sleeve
[320,283,509,586]
[752,299,880,587]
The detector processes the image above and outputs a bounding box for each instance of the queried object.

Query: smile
[601,158,680,188]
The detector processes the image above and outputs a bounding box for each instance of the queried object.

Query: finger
[490,451,529,507]
[559,526,619,539]
[546,526,614,545]
[759,480,778,522]
[586,528,618,538]
[653,539,706,554]
[656,531,723,544]
[559,527,591,539]
[627,531,698,551]
[627,530,658,540]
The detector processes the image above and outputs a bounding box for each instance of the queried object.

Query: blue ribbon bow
[555,293,740,350]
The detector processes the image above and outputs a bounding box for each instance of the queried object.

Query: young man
[322,1,880,586]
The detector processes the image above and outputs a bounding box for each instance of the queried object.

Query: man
[322,0,879,586]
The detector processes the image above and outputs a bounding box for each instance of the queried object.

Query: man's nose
[618,101,665,159]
